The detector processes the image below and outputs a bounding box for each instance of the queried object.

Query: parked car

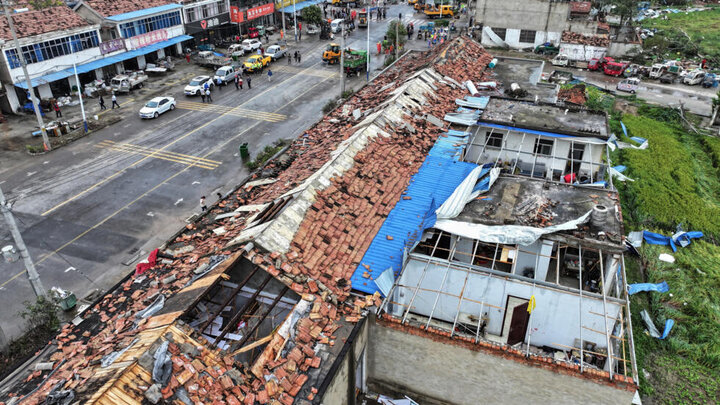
[330,19,345,33]
[264,44,287,60]
[139,96,175,119]
[683,69,706,85]
[616,77,640,93]
[241,38,262,52]
[243,54,271,73]
[227,44,246,57]
[184,75,214,96]
[306,24,320,34]
[214,66,239,85]
[659,73,677,84]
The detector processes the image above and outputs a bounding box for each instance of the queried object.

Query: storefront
[230,2,276,36]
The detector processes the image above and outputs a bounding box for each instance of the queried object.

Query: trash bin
[239,143,249,159]
[58,293,77,311]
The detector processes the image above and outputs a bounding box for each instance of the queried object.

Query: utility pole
[2,0,51,151]
[0,186,46,298]
[293,0,298,42]
[366,6,370,82]
[281,2,286,43]
[395,14,399,61]
[340,23,345,96]
[72,46,88,133]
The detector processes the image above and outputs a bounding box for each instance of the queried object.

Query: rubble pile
[3,38,494,405]
[561,31,610,47]
[0,6,90,40]
[558,84,587,105]
[514,195,558,227]
[84,0,172,17]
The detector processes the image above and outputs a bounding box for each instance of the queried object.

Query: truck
[649,62,682,79]
[264,44,287,61]
[358,10,368,28]
[603,61,627,77]
[194,51,232,68]
[344,49,367,77]
[424,4,453,18]
[550,54,588,69]
[110,71,148,93]
[213,65,239,85]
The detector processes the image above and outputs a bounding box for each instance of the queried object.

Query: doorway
[501,296,530,346]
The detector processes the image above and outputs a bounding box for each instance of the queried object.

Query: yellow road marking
[96,140,222,165]
[1,76,331,290]
[95,141,220,170]
[41,62,323,217]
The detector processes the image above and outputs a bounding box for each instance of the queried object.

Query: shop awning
[15,35,192,89]
[279,0,325,13]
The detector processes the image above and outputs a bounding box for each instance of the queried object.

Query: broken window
[492,27,507,41]
[519,29,537,43]
[533,138,554,156]
[486,132,504,148]
[415,230,453,260]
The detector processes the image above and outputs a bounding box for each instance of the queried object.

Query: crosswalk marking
[96,140,221,170]
[176,101,287,122]
[272,65,338,78]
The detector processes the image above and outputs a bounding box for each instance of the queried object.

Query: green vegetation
[300,5,322,26]
[385,20,407,49]
[245,141,285,171]
[611,107,720,404]
[642,7,720,65]
[0,297,60,379]
[585,86,614,112]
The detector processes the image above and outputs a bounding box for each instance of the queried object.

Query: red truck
[603,61,627,77]
[588,56,614,71]
[248,27,259,39]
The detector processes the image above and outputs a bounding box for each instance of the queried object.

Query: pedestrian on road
[297,51,301,63]
[99,95,106,110]
[247,76,252,89]
[185,53,191,63]
[264,33,269,43]
[216,76,223,90]
[200,88,206,103]
[267,69,273,81]
[288,52,292,65]
[53,101,62,118]
[206,88,213,103]
[216,192,222,200]
[200,196,207,211]
[235,75,242,90]
[111,93,120,109]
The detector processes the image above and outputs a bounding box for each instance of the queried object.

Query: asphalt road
[0,2,430,338]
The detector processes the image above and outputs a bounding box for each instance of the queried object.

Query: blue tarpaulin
[628,281,669,295]
[350,131,477,295]
[643,230,704,252]
[660,319,675,339]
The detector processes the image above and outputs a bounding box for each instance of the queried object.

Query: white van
[330,19,344,34]
[213,66,238,85]
[683,70,706,86]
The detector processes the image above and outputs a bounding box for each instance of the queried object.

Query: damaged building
[0,37,637,405]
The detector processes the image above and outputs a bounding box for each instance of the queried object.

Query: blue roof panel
[106,4,183,21]
[350,133,477,296]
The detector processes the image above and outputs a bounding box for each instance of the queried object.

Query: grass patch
[642,8,720,65]
[245,141,285,171]
[702,135,720,168]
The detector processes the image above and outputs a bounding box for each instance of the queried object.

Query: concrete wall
[475,0,570,33]
[466,129,606,180]
[607,42,641,58]
[320,319,369,405]
[367,320,635,405]
[390,256,622,351]
[481,27,561,48]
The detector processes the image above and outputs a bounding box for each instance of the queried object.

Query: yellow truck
[424,4,453,18]
[243,54,271,73]
[322,43,341,64]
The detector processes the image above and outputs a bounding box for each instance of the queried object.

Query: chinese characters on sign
[200,17,220,29]
[246,3,274,20]
[129,29,169,50]
[100,38,125,55]
[230,6,244,23]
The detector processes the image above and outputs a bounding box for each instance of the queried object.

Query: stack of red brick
[561,31,611,47]
[0,6,91,40]
[85,0,173,17]
[558,84,587,106]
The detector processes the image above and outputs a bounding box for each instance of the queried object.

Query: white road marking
[64,266,77,273]
[122,123,132,128]
[147,211,155,217]
[192,181,201,185]
[174,198,184,206]
[27,171,37,177]
[43,161,49,165]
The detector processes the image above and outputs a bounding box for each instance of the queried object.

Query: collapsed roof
[0,37,496,405]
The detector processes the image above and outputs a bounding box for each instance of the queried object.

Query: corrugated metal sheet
[350,133,477,295]
[106,4,183,21]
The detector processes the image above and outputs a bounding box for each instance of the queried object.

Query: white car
[139,96,175,119]
[184,75,214,96]
[242,39,262,52]
[264,45,287,60]
[227,44,246,57]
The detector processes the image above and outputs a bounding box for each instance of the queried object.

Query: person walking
[200,196,207,211]
[246,75,252,89]
[297,51,301,63]
[235,74,242,90]
[185,53,191,63]
[288,51,292,65]
[111,93,120,109]
[267,69,273,82]
[200,87,206,103]
[205,87,213,103]
[215,76,223,91]
[99,95,106,111]
[53,101,62,118]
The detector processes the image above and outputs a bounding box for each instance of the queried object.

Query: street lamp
[71,43,88,133]
[293,0,298,42]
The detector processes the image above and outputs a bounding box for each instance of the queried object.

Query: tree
[597,0,638,27]
[301,5,322,26]
[385,20,408,49]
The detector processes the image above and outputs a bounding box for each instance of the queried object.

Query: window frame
[533,138,554,156]
[519,29,537,44]
[491,27,507,41]
[486,132,504,149]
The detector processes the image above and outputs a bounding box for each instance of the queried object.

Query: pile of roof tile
[569,1,592,14]
[0,6,91,40]
[2,38,494,405]
[561,31,611,47]
[558,84,587,106]
[85,0,173,17]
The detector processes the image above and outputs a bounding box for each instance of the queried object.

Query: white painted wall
[559,43,607,62]
[481,28,562,48]
[466,129,606,179]
[391,256,622,351]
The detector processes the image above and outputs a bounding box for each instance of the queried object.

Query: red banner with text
[230,6,245,23]
[247,3,274,20]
